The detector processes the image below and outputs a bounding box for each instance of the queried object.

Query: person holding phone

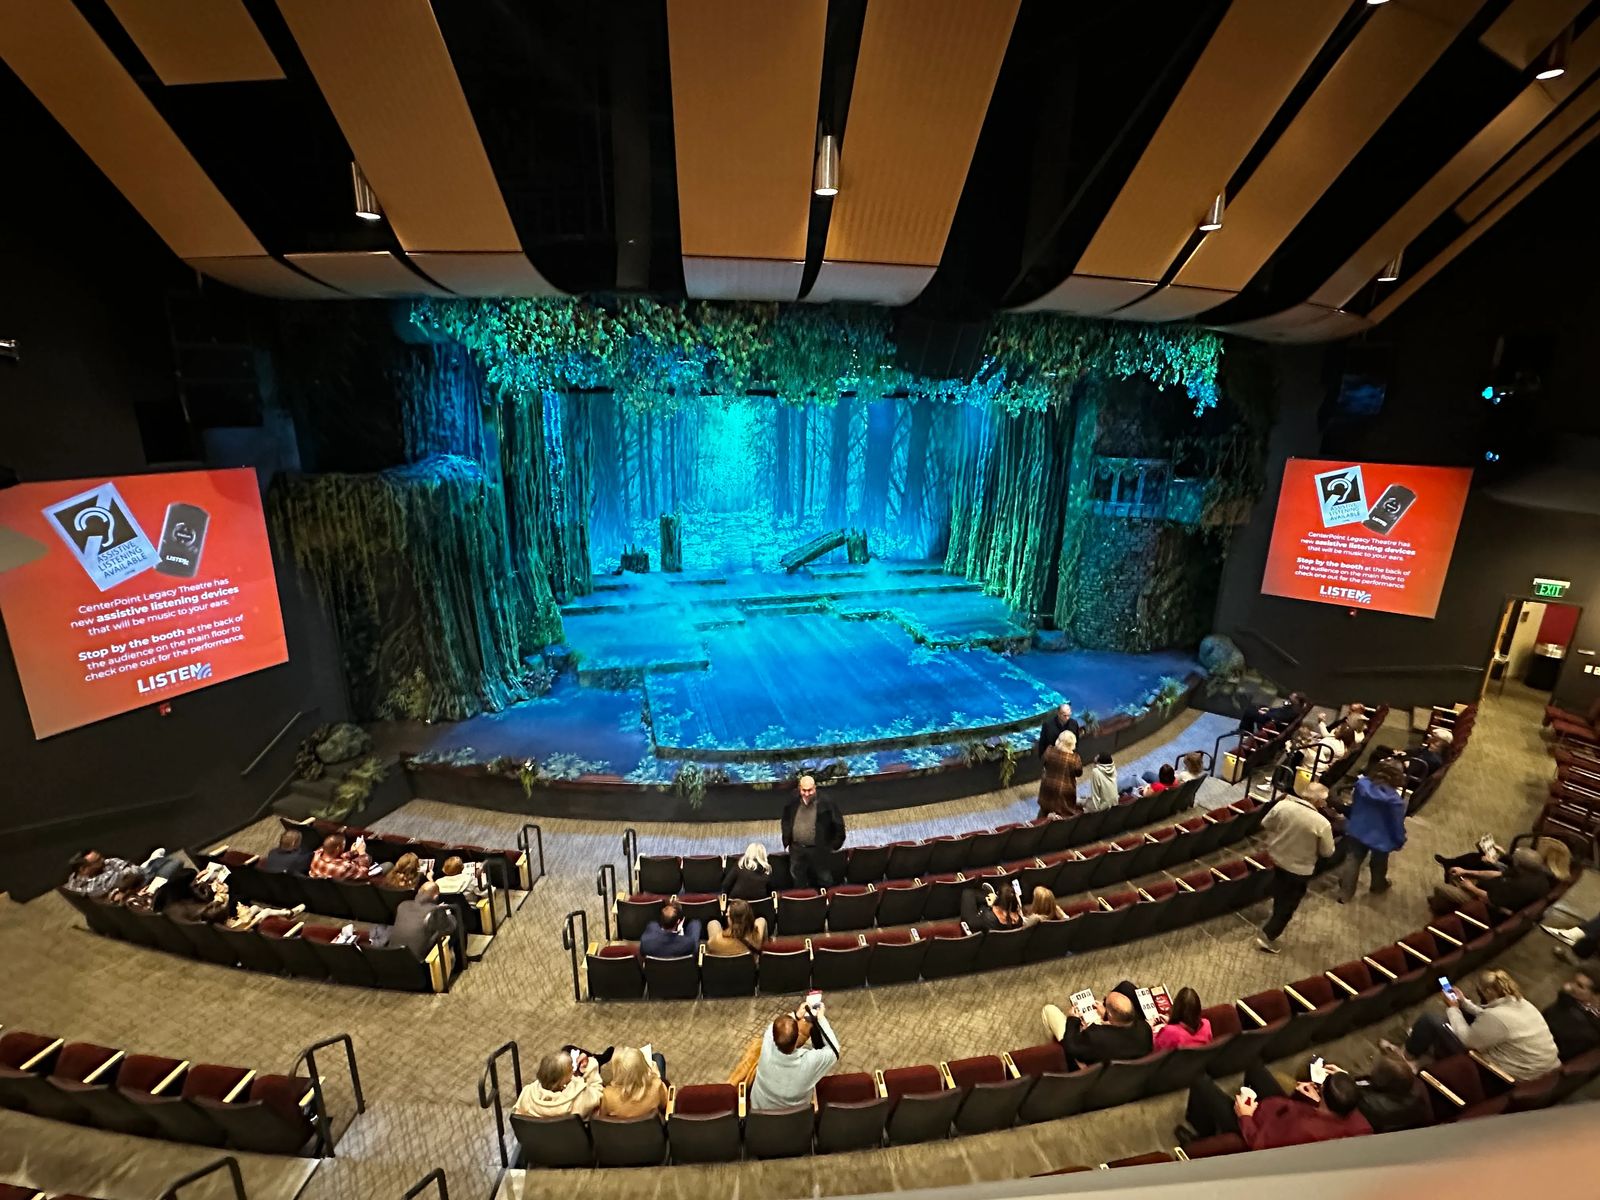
[1386,968,1559,1080]
[748,993,840,1111]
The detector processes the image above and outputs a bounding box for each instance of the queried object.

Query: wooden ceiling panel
[1457,78,1600,222]
[407,253,562,298]
[806,263,936,307]
[1478,0,1586,69]
[1075,0,1348,285]
[1370,117,1600,323]
[1110,284,1236,324]
[1014,276,1156,316]
[0,0,265,260]
[188,256,346,299]
[1122,0,1484,320]
[814,0,1019,302]
[105,0,283,85]
[277,0,554,291]
[668,0,824,299]
[1213,303,1370,343]
[285,252,453,298]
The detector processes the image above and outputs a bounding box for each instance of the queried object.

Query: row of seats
[631,774,1205,895]
[1405,703,1475,815]
[616,796,1265,941]
[56,893,453,993]
[285,817,535,889]
[509,880,1572,1165]
[1216,702,1312,785]
[1540,747,1600,862]
[586,848,1279,1000]
[0,1027,321,1156]
[201,848,498,936]
[1167,1046,1600,1162]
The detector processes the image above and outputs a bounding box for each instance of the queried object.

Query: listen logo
[135,661,213,694]
[1319,585,1373,605]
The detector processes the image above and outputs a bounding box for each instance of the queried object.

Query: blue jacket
[1345,776,1407,853]
[640,919,702,960]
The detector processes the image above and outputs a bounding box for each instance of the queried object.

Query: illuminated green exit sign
[1533,578,1570,599]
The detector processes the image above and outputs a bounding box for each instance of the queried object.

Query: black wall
[0,69,347,899]
[1215,146,1600,714]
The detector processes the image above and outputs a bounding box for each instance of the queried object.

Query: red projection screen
[0,468,289,738]
[1260,458,1472,619]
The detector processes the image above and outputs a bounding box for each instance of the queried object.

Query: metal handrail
[622,827,639,890]
[402,1169,448,1200]
[1236,627,1301,669]
[518,822,546,884]
[477,1040,523,1170]
[562,909,589,1002]
[288,1032,366,1156]
[161,1156,245,1200]
[241,707,316,778]
[595,863,618,941]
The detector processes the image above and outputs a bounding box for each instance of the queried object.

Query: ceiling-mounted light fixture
[1377,251,1403,283]
[1198,193,1224,232]
[351,161,382,222]
[1537,26,1571,80]
[1364,1,1392,6]
[813,132,840,197]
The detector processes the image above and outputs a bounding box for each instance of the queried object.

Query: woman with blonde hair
[598,1046,668,1118]
[1537,837,1573,884]
[706,897,768,955]
[721,842,774,900]
[1037,729,1083,819]
[1387,968,1559,1080]
[1023,886,1066,925]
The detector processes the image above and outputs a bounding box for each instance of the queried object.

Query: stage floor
[371,563,1200,786]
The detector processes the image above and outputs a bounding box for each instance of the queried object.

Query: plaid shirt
[64,858,134,897]
[309,849,370,881]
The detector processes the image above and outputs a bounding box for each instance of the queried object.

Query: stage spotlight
[1376,251,1402,283]
[351,161,382,222]
[813,132,840,197]
[1536,27,1570,80]
[1198,193,1224,232]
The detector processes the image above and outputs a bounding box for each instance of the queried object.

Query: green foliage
[410,298,1225,416]
[314,755,389,823]
[271,456,559,723]
[671,762,729,810]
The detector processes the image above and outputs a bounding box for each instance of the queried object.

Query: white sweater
[1445,995,1559,1081]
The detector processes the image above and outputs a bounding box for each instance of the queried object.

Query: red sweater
[1241,1099,1372,1150]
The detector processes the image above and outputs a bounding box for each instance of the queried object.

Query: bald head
[417,881,441,903]
[798,775,817,804]
[1104,992,1136,1026]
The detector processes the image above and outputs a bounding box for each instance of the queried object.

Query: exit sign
[1534,577,1570,599]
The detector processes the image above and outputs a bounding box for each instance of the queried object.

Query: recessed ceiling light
[1377,251,1402,283]
[1537,26,1571,80]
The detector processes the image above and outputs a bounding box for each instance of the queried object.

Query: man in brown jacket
[1255,783,1336,953]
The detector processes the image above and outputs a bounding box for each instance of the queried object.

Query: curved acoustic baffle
[498,875,1577,1166]
[587,797,1272,1000]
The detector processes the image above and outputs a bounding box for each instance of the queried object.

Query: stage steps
[272,753,410,823]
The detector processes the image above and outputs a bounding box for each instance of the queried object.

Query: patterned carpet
[1,688,1594,1200]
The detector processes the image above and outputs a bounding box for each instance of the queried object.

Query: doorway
[1484,596,1583,699]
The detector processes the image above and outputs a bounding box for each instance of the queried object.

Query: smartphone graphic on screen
[1363,484,1416,536]
[155,502,210,577]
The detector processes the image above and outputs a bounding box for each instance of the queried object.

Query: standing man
[1255,782,1336,954]
[782,775,845,888]
[1038,702,1081,758]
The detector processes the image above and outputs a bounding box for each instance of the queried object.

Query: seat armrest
[1237,1001,1266,1028]
[1420,1072,1463,1107]
[1324,972,1358,997]
[223,1069,257,1104]
[1363,956,1398,981]
[1469,1052,1515,1085]
[82,1050,125,1084]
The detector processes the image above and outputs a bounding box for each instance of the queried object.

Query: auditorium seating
[587,840,1279,999]
[505,870,1576,1165]
[283,817,536,889]
[630,771,1206,895]
[613,792,1265,944]
[55,893,453,993]
[0,1027,326,1155]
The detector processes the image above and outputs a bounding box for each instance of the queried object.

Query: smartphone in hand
[1438,976,1457,1001]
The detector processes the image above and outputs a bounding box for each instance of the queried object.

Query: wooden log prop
[660,513,683,572]
[779,528,850,573]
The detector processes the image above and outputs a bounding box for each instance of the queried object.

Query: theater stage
[373,563,1201,818]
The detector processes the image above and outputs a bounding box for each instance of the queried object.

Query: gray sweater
[748,1013,840,1111]
[1445,995,1559,1081]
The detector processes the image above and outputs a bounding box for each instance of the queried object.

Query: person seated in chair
[1429,846,1552,919]
[1152,987,1212,1051]
[748,995,839,1111]
[1373,727,1451,781]
[379,852,424,892]
[1542,971,1600,1061]
[64,846,189,897]
[599,1046,669,1118]
[387,880,457,960]
[640,902,701,959]
[1024,886,1067,925]
[720,843,774,901]
[960,880,1024,932]
[1137,763,1178,796]
[705,898,767,956]
[309,834,371,881]
[1240,692,1307,734]
[1042,981,1151,1067]
[165,877,231,925]
[514,1048,604,1119]
[1384,968,1558,1081]
[1083,753,1119,813]
[434,855,484,899]
[1181,1062,1371,1149]
[263,829,314,874]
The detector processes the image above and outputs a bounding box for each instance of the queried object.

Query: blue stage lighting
[1484,451,1501,463]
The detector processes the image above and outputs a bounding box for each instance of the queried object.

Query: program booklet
[1137,985,1172,1026]
[1069,988,1100,1025]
